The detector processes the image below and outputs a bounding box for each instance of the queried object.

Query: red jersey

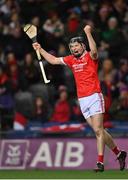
[62,52,101,98]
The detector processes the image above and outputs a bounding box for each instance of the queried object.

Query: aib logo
[5,145,21,165]
[0,140,29,169]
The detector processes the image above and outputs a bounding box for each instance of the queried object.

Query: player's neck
[79,50,87,58]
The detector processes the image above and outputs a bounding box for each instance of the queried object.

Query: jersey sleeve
[60,55,73,68]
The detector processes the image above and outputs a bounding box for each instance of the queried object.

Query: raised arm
[84,25,98,60]
[32,42,63,65]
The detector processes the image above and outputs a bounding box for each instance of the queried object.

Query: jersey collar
[74,50,87,60]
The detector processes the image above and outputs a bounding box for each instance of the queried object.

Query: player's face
[69,42,85,58]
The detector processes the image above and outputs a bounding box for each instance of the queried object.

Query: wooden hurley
[23,24,50,84]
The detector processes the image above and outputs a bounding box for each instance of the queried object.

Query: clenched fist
[84,25,92,34]
[32,42,41,51]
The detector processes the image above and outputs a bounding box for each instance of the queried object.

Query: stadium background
[0,0,128,179]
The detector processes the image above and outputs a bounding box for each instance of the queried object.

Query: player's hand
[32,42,41,51]
[84,25,92,34]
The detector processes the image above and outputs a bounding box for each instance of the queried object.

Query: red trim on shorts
[98,93,104,112]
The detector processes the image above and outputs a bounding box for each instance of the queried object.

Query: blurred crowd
[0,0,128,131]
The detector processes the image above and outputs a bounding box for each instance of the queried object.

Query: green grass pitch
[0,170,128,179]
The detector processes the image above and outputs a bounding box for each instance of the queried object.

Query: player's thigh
[91,113,104,130]
[86,117,93,127]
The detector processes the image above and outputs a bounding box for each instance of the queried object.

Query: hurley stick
[23,24,50,84]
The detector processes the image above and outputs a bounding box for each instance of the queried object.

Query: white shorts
[78,93,105,119]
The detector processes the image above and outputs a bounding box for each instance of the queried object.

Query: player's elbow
[49,57,58,65]
[48,57,62,65]
[53,57,62,65]
[50,61,56,65]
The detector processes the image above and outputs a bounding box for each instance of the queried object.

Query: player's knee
[94,128,103,137]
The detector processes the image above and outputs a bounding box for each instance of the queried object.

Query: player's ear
[81,43,86,50]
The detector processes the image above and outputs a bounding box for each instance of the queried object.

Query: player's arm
[84,25,98,60]
[32,42,63,65]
